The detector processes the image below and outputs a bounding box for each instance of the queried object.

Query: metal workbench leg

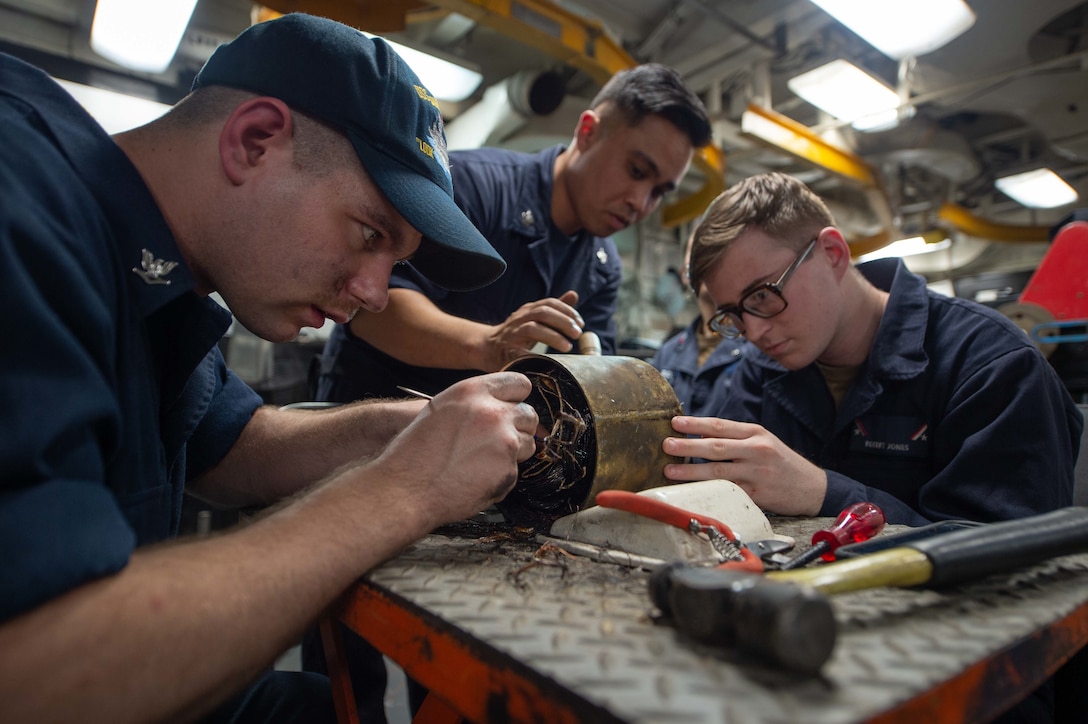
[320,615,360,724]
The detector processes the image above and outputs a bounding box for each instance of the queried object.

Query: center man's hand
[483,290,583,371]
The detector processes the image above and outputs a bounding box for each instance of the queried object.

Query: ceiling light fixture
[995,168,1079,209]
[787,60,901,131]
[809,0,977,59]
[858,235,951,262]
[55,78,170,133]
[366,33,482,103]
[90,0,198,74]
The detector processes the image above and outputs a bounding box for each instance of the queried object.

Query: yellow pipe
[847,230,894,259]
[938,203,1051,243]
[432,0,634,85]
[741,103,878,187]
[257,1,427,33]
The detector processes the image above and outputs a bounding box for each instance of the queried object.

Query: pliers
[595,490,767,572]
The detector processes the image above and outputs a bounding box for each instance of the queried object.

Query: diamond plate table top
[349,517,1088,723]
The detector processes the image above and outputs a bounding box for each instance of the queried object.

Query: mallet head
[650,564,837,674]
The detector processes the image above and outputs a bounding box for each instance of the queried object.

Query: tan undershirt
[816,360,861,408]
[696,322,720,368]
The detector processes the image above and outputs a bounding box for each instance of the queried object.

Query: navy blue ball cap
[192,13,505,291]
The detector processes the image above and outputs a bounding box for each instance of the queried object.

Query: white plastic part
[549,480,791,564]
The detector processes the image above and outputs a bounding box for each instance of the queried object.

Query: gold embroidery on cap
[413,85,440,110]
[416,137,435,159]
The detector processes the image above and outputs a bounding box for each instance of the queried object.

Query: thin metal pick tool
[397,385,548,448]
[396,385,433,401]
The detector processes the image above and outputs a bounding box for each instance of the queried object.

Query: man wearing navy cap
[0,13,537,722]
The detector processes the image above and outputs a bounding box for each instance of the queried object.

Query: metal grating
[362,519,1088,723]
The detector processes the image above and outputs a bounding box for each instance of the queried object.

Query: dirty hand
[483,290,583,371]
[661,416,827,516]
[372,372,538,526]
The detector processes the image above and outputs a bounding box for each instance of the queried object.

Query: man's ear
[573,110,601,150]
[219,97,294,186]
[818,227,853,279]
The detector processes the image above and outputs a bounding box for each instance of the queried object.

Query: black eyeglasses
[707,238,817,339]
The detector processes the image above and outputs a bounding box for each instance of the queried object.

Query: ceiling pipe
[740,102,880,187]
[257,0,427,33]
[937,204,1051,243]
[444,69,566,150]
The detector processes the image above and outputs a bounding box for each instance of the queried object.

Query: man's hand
[482,290,583,370]
[369,372,538,526]
[662,416,827,516]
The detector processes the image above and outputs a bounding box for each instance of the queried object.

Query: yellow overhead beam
[429,0,636,86]
[847,230,894,259]
[257,1,725,228]
[740,103,878,187]
[937,203,1051,243]
[257,1,427,32]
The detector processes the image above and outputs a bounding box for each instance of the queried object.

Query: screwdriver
[778,502,886,570]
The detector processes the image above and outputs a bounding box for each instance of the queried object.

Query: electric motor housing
[499,354,684,525]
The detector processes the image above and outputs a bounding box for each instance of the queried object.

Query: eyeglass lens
[709,238,816,338]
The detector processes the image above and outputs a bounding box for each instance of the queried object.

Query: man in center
[314,63,712,402]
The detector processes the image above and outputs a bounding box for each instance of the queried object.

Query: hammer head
[650,564,837,675]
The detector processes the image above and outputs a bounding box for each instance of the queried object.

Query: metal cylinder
[499,354,683,524]
[506,69,566,116]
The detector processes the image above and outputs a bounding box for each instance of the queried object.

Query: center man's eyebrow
[633,150,661,179]
[633,150,677,195]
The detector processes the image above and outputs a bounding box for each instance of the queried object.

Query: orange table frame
[323,572,1088,724]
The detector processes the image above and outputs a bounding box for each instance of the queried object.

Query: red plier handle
[596,490,763,572]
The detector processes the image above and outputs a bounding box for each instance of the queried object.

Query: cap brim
[349,133,506,292]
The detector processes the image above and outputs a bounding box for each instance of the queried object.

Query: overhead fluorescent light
[787,60,901,131]
[366,33,482,103]
[809,0,976,59]
[858,235,951,262]
[995,168,1079,209]
[55,78,170,133]
[91,0,198,73]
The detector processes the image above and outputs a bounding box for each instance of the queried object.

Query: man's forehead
[708,232,786,295]
[611,115,692,163]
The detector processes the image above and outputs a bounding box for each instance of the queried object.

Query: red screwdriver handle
[811,502,885,560]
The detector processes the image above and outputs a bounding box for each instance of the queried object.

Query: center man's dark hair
[590,64,712,148]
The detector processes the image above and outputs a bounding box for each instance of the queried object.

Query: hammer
[650,506,1088,674]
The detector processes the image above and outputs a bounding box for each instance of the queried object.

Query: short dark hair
[590,64,711,148]
[688,172,834,293]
